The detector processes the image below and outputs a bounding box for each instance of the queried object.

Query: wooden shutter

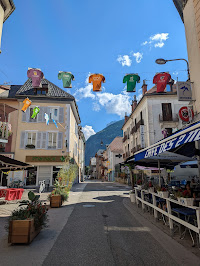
[59,107,64,123]
[36,132,42,149]
[20,131,25,149]
[37,106,43,122]
[57,132,63,149]
[162,103,172,121]
[26,108,30,122]
[41,132,47,149]
[22,111,26,122]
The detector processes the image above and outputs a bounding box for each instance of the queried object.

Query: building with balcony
[173,0,200,117]
[95,149,104,179]
[122,81,190,162]
[107,137,123,181]
[0,77,83,187]
[89,157,97,179]
[0,0,15,51]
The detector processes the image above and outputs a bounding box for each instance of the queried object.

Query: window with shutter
[36,132,42,149]
[20,131,25,149]
[26,108,30,123]
[37,106,43,122]
[57,132,63,149]
[59,107,64,123]
[29,107,37,123]
[43,107,48,122]
[41,132,47,149]
[22,111,26,122]
[48,132,57,149]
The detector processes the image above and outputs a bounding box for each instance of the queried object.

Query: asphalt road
[43,181,199,266]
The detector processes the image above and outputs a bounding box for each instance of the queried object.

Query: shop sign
[26,156,66,162]
[179,106,194,122]
[140,125,145,148]
[176,81,192,101]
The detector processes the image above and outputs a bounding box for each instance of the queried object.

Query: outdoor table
[0,188,24,201]
[172,207,196,246]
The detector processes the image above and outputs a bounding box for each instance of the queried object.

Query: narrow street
[43,181,199,266]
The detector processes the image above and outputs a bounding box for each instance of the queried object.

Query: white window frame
[48,132,58,149]
[49,107,59,122]
[25,130,38,149]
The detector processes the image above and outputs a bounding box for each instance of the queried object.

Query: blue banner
[135,125,200,161]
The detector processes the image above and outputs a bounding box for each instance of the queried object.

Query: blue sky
[1,0,188,139]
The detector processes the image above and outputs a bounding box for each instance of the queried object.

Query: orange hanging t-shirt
[21,98,32,112]
[89,74,105,91]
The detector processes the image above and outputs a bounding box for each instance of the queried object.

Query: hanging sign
[176,81,192,101]
[140,125,145,148]
[179,106,194,122]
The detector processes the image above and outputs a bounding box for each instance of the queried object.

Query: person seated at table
[185,182,196,199]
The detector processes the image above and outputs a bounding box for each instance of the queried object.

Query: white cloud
[142,33,169,48]
[117,55,132,67]
[92,102,101,112]
[74,74,95,100]
[132,52,143,63]
[96,91,131,118]
[82,125,96,140]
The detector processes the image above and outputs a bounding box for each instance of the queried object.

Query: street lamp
[155,58,190,81]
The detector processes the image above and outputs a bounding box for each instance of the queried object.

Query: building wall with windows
[122,89,189,161]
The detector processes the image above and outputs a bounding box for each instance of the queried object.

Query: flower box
[8,219,40,244]
[158,191,169,198]
[148,187,154,193]
[179,197,194,206]
[50,195,62,208]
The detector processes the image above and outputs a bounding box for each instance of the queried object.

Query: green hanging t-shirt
[123,74,140,92]
[58,72,75,88]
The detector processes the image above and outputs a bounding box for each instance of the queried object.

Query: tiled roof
[16,78,75,100]
[109,137,123,153]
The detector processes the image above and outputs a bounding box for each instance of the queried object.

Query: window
[29,107,37,122]
[135,118,137,126]
[50,108,58,122]
[27,132,36,148]
[162,103,172,121]
[48,132,57,149]
[140,111,143,121]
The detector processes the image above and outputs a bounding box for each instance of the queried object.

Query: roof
[16,78,75,100]
[173,0,184,22]
[2,0,15,22]
[0,154,32,170]
[108,137,123,153]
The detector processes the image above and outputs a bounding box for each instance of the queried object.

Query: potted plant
[179,190,194,206]
[49,157,78,208]
[8,191,48,244]
[175,189,183,202]
[137,179,142,189]
[148,182,154,193]
[157,187,169,198]
[129,190,136,203]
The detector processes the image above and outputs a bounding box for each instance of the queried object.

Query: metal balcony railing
[0,122,9,140]
[123,135,128,142]
[159,114,179,122]
[136,119,144,130]
[131,126,137,134]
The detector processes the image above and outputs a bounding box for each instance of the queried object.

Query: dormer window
[34,84,48,95]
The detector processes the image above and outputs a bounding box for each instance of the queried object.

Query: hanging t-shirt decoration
[27,68,44,87]
[153,72,171,93]
[52,119,58,128]
[21,98,32,112]
[31,107,40,119]
[89,74,105,92]
[58,72,75,88]
[123,74,140,92]
[44,113,49,125]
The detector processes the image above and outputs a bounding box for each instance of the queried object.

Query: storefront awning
[0,155,33,171]
[134,121,200,162]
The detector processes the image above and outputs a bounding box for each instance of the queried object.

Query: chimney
[125,112,128,123]
[131,95,137,112]
[142,80,147,95]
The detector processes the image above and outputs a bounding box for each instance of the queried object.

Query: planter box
[148,187,154,193]
[50,195,62,208]
[8,219,40,244]
[130,193,136,203]
[158,191,169,198]
[179,197,194,206]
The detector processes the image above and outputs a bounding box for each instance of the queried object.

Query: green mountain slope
[85,119,124,165]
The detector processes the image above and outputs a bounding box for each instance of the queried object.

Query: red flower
[161,187,167,191]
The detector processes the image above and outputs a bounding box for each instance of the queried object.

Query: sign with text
[26,156,65,163]
[176,81,192,101]
[140,125,145,149]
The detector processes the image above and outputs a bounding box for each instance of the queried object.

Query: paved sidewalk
[0,182,87,266]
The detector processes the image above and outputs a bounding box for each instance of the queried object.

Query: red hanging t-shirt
[153,73,171,93]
